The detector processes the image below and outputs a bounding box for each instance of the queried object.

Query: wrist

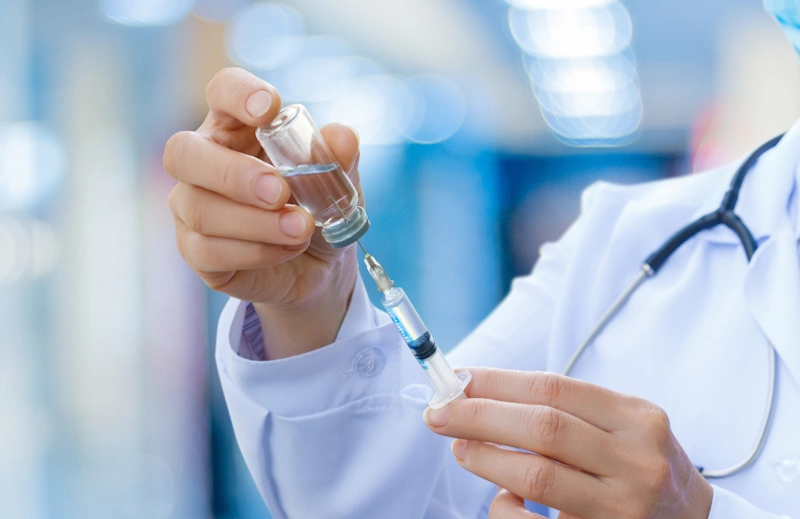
[252,248,358,360]
[681,467,714,519]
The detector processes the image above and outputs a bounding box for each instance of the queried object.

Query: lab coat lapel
[744,221,800,389]
[737,122,800,389]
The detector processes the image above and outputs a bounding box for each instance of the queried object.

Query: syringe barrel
[381,287,436,360]
[381,286,470,408]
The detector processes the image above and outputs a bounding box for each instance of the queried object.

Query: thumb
[204,67,282,130]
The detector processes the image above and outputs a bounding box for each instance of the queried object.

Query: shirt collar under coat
[688,118,800,388]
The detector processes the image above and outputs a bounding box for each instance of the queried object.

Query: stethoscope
[562,134,784,479]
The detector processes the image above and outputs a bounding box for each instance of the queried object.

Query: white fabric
[216,120,800,519]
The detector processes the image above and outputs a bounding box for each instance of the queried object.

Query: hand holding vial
[163,68,363,359]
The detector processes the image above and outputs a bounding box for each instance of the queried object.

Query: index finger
[204,67,283,131]
[463,368,638,431]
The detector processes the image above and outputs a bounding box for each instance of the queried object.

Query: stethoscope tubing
[562,135,784,479]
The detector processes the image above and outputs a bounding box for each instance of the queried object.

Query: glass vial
[256,104,370,248]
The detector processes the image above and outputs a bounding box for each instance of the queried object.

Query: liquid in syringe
[362,252,470,409]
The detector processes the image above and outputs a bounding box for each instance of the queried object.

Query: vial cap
[321,206,370,248]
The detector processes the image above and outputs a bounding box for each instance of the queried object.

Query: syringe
[361,250,471,409]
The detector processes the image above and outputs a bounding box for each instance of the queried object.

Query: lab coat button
[352,348,385,378]
[774,456,800,483]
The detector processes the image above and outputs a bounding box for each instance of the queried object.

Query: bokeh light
[506,0,614,8]
[525,54,637,94]
[226,2,304,70]
[539,100,642,145]
[509,3,632,59]
[0,218,59,286]
[535,83,641,117]
[508,1,642,146]
[399,75,467,144]
[0,122,65,211]
[0,218,25,285]
[281,56,382,103]
[313,75,408,146]
[98,0,196,26]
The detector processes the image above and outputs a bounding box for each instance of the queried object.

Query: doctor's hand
[424,369,713,519]
[163,67,362,359]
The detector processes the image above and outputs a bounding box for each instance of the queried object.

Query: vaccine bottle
[256,104,370,248]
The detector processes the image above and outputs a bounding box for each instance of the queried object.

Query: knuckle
[207,67,241,101]
[183,195,206,234]
[192,234,216,271]
[483,369,503,395]
[163,131,194,177]
[463,399,491,429]
[218,157,237,195]
[204,272,233,292]
[640,403,672,443]
[167,185,181,214]
[531,406,564,446]
[174,223,189,258]
[167,183,191,217]
[641,456,672,494]
[252,243,275,267]
[528,371,566,405]
[648,404,671,430]
[520,462,554,501]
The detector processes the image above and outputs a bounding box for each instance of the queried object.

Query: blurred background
[1,0,799,517]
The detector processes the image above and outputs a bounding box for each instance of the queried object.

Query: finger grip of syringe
[424,348,463,396]
[425,349,472,409]
[379,285,471,407]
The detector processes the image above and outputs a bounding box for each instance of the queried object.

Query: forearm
[253,248,358,359]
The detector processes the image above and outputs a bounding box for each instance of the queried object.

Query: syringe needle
[356,240,368,256]
[329,195,348,220]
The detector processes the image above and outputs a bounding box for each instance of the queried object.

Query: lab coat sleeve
[709,485,792,518]
[214,185,599,519]
[216,280,498,519]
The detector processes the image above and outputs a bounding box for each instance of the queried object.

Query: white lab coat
[216,120,800,519]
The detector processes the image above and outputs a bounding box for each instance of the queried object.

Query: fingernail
[246,90,272,117]
[423,405,449,427]
[451,439,467,461]
[255,175,282,205]
[279,211,307,238]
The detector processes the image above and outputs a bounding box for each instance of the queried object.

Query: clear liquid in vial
[279,163,358,226]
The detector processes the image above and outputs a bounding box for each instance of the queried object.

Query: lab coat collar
[688,119,800,388]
